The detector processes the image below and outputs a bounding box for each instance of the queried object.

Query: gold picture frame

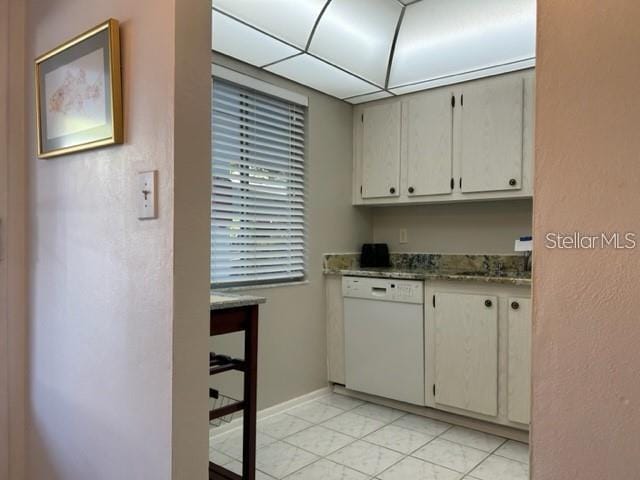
[35,19,123,159]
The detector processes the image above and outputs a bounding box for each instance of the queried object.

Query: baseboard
[210,386,332,436]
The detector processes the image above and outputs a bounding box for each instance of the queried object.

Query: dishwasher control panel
[342,276,424,304]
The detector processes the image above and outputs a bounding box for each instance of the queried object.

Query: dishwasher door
[343,277,425,406]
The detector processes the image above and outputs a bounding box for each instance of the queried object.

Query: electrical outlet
[399,228,408,244]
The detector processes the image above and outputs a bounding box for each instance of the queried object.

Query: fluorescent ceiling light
[266,54,379,99]
[308,0,402,86]
[213,0,326,49]
[212,11,300,68]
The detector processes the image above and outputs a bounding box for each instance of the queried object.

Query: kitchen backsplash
[323,252,529,276]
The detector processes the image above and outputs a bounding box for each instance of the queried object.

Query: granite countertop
[323,253,532,286]
[210,292,267,311]
[330,267,531,286]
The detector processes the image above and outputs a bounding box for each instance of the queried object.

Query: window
[211,73,307,287]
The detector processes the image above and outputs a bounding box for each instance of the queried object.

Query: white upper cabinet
[360,103,402,199]
[353,69,534,205]
[434,293,498,417]
[403,89,454,197]
[459,76,525,193]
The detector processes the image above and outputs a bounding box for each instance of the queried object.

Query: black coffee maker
[360,243,391,268]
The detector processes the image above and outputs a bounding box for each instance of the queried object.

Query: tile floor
[210,392,529,480]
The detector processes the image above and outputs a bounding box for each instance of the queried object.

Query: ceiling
[211,0,536,104]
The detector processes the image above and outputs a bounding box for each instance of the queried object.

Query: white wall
[372,200,533,254]
[211,55,372,410]
[26,1,210,478]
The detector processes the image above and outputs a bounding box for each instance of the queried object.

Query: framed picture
[35,19,123,159]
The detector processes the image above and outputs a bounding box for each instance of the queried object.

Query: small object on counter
[515,235,533,252]
[360,243,391,268]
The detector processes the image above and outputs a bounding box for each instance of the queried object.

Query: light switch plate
[138,171,157,220]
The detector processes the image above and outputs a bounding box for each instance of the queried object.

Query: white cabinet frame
[352,69,535,206]
[425,280,531,429]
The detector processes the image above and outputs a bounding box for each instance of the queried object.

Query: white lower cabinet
[433,293,498,416]
[326,276,531,430]
[425,281,531,428]
[507,297,532,424]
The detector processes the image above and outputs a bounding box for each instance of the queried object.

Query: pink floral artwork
[48,68,104,115]
[44,48,107,140]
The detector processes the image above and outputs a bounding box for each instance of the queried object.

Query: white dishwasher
[343,276,425,406]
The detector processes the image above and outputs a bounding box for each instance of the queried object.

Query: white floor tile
[321,411,386,438]
[317,393,365,411]
[222,460,276,480]
[378,456,462,480]
[327,440,404,476]
[469,454,529,480]
[392,414,452,437]
[210,428,277,460]
[284,425,356,456]
[363,424,434,454]
[351,403,405,423]
[412,438,488,473]
[288,401,345,424]
[285,459,369,480]
[494,440,529,464]
[440,426,506,452]
[208,448,234,466]
[256,441,319,479]
[258,414,313,440]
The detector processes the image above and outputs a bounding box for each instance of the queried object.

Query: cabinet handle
[408,186,415,194]
[511,301,520,310]
[509,178,517,186]
[484,299,493,308]
[390,187,396,194]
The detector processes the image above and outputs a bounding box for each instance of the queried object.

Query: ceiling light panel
[212,11,300,68]
[389,0,535,88]
[344,90,393,104]
[212,0,326,49]
[389,59,535,95]
[265,54,379,99]
[308,0,403,87]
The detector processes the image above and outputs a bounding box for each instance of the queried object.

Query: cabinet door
[404,90,453,197]
[459,76,524,193]
[434,293,498,416]
[507,297,532,424]
[361,103,401,199]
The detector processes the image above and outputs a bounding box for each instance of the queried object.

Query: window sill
[214,280,310,293]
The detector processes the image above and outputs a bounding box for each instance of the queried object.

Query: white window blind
[211,78,306,287]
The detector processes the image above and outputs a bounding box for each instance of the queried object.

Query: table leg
[242,306,258,480]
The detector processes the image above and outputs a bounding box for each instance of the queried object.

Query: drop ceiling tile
[389,59,535,95]
[265,54,378,99]
[309,0,402,86]
[389,0,536,88]
[212,11,300,68]
[344,90,393,104]
[213,0,326,49]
